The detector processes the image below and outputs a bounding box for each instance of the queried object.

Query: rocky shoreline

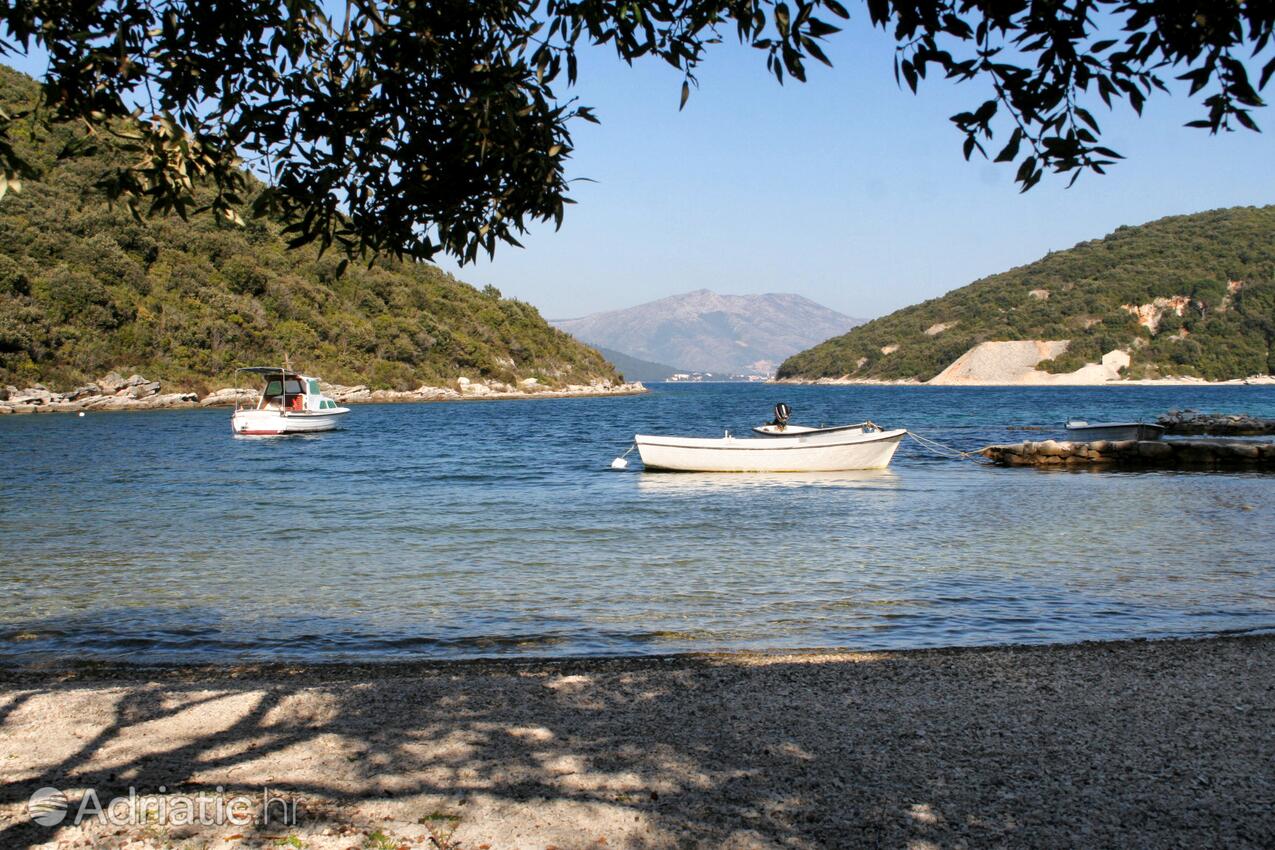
[0,372,645,415]
[774,373,1275,387]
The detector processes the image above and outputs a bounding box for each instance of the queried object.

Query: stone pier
[980,438,1275,469]
[1157,409,1275,436]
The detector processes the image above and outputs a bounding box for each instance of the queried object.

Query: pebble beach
[2,634,1273,849]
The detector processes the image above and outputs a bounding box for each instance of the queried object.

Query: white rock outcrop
[926,340,1131,386]
[199,388,259,407]
[1122,296,1192,334]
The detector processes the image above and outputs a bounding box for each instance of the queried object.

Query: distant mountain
[554,290,863,375]
[594,347,682,383]
[778,206,1275,383]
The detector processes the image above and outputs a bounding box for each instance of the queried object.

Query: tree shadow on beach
[1,639,1273,849]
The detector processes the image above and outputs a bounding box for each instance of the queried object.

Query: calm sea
[1,382,1273,663]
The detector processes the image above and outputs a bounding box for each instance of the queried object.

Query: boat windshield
[260,378,304,409]
[308,379,321,395]
[262,379,303,395]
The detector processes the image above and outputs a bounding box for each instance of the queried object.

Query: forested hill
[778,206,1275,382]
[0,65,619,392]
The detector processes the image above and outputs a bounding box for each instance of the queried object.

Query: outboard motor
[772,402,792,429]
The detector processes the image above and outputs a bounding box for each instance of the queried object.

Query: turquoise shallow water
[1,382,1273,662]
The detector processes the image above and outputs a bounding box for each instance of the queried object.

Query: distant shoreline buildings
[666,372,771,383]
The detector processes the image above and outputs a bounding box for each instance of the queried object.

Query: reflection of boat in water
[636,468,901,492]
[634,403,905,472]
[1065,419,1164,441]
[231,367,349,436]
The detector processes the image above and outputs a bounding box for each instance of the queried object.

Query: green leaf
[994,128,1023,162]
[1234,110,1260,132]
[1015,155,1037,184]
[901,60,918,92]
[1261,56,1275,90]
[774,3,791,38]
[824,0,849,19]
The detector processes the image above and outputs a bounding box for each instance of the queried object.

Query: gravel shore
[2,635,1272,849]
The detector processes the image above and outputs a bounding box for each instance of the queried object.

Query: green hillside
[778,207,1275,382]
[0,66,619,392]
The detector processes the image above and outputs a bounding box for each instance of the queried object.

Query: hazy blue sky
[5,20,1270,321]
[438,23,1272,321]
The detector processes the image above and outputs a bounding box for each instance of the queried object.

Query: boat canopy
[237,366,304,379]
[237,366,313,399]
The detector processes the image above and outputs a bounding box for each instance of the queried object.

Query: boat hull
[232,408,349,435]
[636,429,906,472]
[1065,422,1164,441]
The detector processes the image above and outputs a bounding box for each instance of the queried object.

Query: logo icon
[28,787,68,826]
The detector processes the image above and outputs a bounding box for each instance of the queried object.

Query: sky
[4,18,1271,322]
[435,20,1273,321]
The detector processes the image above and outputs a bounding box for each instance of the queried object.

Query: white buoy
[611,442,636,470]
[78,412,85,417]
[609,443,634,468]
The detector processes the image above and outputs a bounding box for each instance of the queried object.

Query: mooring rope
[906,430,989,463]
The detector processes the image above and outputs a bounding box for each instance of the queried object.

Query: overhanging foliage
[1,0,1271,263]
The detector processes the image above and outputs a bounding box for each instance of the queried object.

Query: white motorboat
[231,367,349,435]
[635,426,906,472]
[1065,419,1164,441]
